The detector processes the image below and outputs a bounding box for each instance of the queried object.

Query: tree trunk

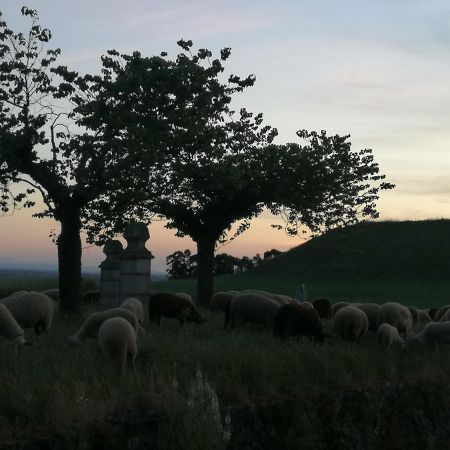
[57,206,83,313]
[196,236,216,308]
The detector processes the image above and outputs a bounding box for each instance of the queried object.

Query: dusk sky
[1,1,450,272]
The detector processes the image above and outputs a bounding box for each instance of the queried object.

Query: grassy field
[2,219,450,447]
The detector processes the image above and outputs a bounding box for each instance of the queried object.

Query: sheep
[417,309,432,324]
[333,306,368,342]
[439,308,450,322]
[409,321,450,345]
[82,289,100,305]
[357,303,381,331]
[436,305,450,321]
[8,291,28,297]
[0,291,53,336]
[312,298,332,320]
[41,289,59,302]
[211,291,236,313]
[0,303,27,346]
[224,292,280,329]
[407,306,419,323]
[120,297,144,324]
[428,307,438,321]
[273,303,325,343]
[241,289,289,306]
[149,292,205,326]
[377,302,413,339]
[175,292,192,302]
[377,323,404,348]
[68,308,139,344]
[331,302,349,317]
[98,317,137,374]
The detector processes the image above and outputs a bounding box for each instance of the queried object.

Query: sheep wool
[0,304,27,345]
[377,323,404,348]
[273,303,324,342]
[331,302,349,317]
[175,292,192,302]
[149,292,204,325]
[436,305,450,321]
[225,292,280,329]
[357,303,381,331]
[333,306,369,342]
[241,289,289,306]
[417,309,432,324]
[210,292,236,313]
[0,291,54,336]
[69,308,139,344]
[411,321,450,345]
[98,317,137,374]
[120,297,144,324]
[41,289,60,302]
[377,302,413,339]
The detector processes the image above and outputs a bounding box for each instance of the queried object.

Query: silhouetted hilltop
[252,219,450,279]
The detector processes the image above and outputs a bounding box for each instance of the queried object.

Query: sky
[1,0,450,272]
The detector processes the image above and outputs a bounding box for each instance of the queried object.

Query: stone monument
[99,239,123,309]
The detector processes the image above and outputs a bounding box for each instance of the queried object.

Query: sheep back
[377,323,404,348]
[333,306,368,342]
[274,303,324,342]
[149,292,204,325]
[377,302,413,338]
[69,308,138,343]
[357,303,381,331]
[226,293,280,329]
[98,317,137,374]
[0,291,54,336]
[0,303,26,345]
[211,292,236,313]
[120,297,144,324]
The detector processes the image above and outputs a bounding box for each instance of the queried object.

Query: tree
[263,249,282,260]
[0,9,201,311]
[166,249,197,279]
[214,253,240,275]
[81,42,394,307]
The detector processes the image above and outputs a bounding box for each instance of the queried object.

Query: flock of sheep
[1,287,450,374]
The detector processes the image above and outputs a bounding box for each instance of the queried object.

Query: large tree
[0,9,205,311]
[81,41,395,307]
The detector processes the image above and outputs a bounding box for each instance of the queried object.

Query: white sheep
[331,302,349,317]
[175,292,192,302]
[357,303,381,331]
[377,302,413,339]
[41,289,60,302]
[436,305,450,321]
[377,323,404,348]
[0,303,27,346]
[120,297,144,324]
[438,308,450,322]
[333,306,368,342]
[98,317,137,374]
[69,308,139,344]
[0,291,54,336]
[409,321,450,345]
[224,292,281,329]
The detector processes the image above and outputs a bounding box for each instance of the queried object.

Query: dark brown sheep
[149,292,205,326]
[312,297,332,320]
[273,303,325,343]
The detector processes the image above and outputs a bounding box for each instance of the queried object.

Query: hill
[251,219,450,280]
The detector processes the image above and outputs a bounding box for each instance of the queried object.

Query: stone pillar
[99,240,123,310]
[119,222,153,311]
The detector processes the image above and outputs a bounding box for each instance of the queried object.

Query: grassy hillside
[252,219,450,279]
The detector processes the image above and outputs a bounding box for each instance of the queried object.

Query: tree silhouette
[81,41,394,307]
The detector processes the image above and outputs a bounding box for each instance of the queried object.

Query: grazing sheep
[417,309,432,324]
[0,304,27,346]
[175,292,192,302]
[98,317,137,374]
[69,308,139,344]
[8,291,28,297]
[312,298,332,320]
[407,306,419,323]
[333,306,368,342]
[241,289,289,306]
[409,321,450,345]
[120,297,144,324]
[273,303,325,343]
[436,305,450,321]
[149,292,205,326]
[0,291,54,336]
[82,290,100,305]
[211,291,236,313]
[377,302,413,339]
[224,292,280,329]
[41,289,60,302]
[357,303,381,331]
[377,323,404,348]
[331,302,349,317]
